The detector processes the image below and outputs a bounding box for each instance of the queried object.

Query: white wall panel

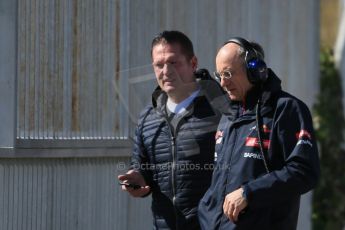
[0,157,152,230]
[13,0,320,140]
[0,0,17,147]
[16,0,129,140]
[335,1,345,117]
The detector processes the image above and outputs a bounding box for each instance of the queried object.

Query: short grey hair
[237,46,247,67]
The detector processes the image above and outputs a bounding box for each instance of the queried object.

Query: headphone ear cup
[246,59,268,84]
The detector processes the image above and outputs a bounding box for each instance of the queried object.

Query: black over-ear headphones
[223,37,268,85]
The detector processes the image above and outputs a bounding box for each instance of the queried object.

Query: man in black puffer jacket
[118,30,225,229]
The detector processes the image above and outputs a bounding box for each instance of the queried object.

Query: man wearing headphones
[198,37,320,229]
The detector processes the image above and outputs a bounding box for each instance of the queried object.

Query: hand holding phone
[118,182,141,190]
[117,170,151,197]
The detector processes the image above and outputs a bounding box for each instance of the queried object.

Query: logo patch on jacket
[296,129,313,147]
[245,137,270,149]
[215,130,223,144]
[296,130,311,140]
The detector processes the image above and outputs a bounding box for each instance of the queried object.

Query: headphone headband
[224,37,260,60]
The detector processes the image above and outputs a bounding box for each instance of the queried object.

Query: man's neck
[167,82,198,104]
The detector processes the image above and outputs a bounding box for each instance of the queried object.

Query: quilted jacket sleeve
[130,106,154,190]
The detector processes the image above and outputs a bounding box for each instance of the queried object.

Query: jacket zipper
[170,127,179,229]
[162,114,179,228]
[171,135,176,205]
[164,108,191,229]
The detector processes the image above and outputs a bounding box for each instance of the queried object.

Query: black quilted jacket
[131,79,223,230]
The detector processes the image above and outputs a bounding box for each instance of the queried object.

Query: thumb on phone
[117,170,151,197]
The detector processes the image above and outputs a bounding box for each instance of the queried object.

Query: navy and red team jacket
[198,69,320,230]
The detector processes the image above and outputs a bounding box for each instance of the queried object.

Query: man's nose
[162,63,172,75]
[220,77,228,87]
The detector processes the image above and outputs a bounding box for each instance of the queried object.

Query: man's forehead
[218,43,240,58]
[153,42,182,52]
[152,43,183,59]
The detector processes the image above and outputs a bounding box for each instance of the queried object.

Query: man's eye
[154,64,164,69]
[223,71,232,78]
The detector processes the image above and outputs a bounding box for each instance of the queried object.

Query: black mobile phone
[118,182,141,190]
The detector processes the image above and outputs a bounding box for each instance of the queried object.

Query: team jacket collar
[230,68,282,119]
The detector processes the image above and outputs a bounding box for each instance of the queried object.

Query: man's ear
[191,56,198,72]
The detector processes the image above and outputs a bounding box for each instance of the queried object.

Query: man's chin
[229,94,239,101]
[163,86,176,93]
